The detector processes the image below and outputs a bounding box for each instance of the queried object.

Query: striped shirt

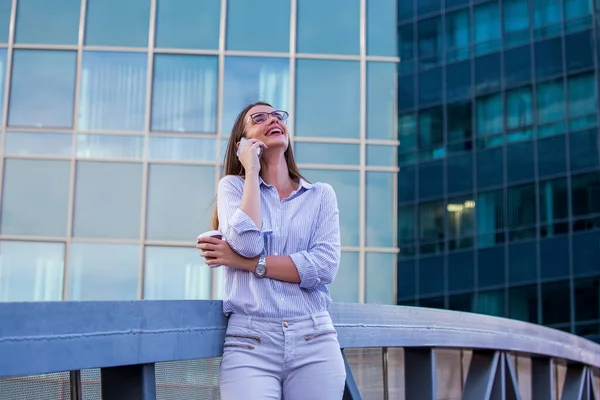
[216,175,341,318]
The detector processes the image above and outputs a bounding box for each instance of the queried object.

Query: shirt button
[274,251,279,256]
[283,321,289,328]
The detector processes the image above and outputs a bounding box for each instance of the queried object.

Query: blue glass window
[398,0,414,21]
[573,234,600,276]
[5,132,73,157]
[540,237,570,279]
[151,54,217,133]
[504,45,531,87]
[76,134,143,159]
[571,172,600,220]
[418,0,440,16]
[475,52,501,93]
[149,137,218,162]
[419,202,445,254]
[366,144,397,166]
[506,141,534,183]
[398,205,416,256]
[447,196,475,250]
[0,1,10,43]
[507,184,537,241]
[478,246,505,288]
[542,281,571,325]
[367,62,396,139]
[79,52,147,132]
[398,113,417,153]
[567,72,597,130]
[447,101,472,144]
[398,23,415,67]
[85,0,150,47]
[296,59,359,138]
[9,50,77,128]
[155,0,220,50]
[297,0,359,55]
[445,10,470,62]
[448,252,474,291]
[366,173,395,247]
[227,0,289,52]
[508,242,537,284]
[418,17,443,68]
[0,49,8,124]
[565,30,594,72]
[539,178,569,237]
[536,78,565,136]
[329,252,359,303]
[446,60,471,101]
[367,0,396,56]
[419,257,444,295]
[533,0,562,36]
[534,38,563,79]
[503,0,530,46]
[15,0,80,45]
[222,56,289,135]
[397,260,416,300]
[506,86,533,131]
[398,74,415,110]
[398,165,416,203]
[570,128,600,171]
[476,93,503,136]
[564,0,592,20]
[538,135,567,176]
[446,155,473,194]
[418,67,442,105]
[477,147,503,188]
[477,189,504,247]
[418,106,443,159]
[418,161,443,200]
[295,143,359,165]
[474,1,501,55]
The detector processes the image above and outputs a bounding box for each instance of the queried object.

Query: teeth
[268,129,281,135]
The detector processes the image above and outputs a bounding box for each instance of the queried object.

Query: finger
[205,258,220,266]
[251,141,267,150]
[201,251,216,258]
[197,236,221,245]
[197,243,218,251]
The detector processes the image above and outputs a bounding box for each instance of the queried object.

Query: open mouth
[266,127,283,136]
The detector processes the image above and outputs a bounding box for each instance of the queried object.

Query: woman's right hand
[238,138,266,174]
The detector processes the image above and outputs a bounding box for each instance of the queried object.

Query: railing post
[100,364,156,400]
[404,348,436,400]
[69,370,82,400]
[342,350,362,400]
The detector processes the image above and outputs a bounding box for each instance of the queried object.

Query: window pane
[533,0,562,32]
[419,201,444,254]
[567,73,597,129]
[474,52,501,93]
[474,1,501,55]
[0,1,10,42]
[302,169,359,247]
[504,45,531,87]
[398,113,417,152]
[398,166,416,203]
[540,237,570,279]
[447,155,473,194]
[445,9,470,62]
[155,0,220,50]
[222,56,289,135]
[418,107,443,155]
[446,60,471,101]
[570,128,600,171]
[68,243,139,300]
[447,101,473,144]
[296,59,359,138]
[447,196,476,250]
[328,251,359,302]
[149,136,218,162]
[367,0,396,56]
[1,159,70,237]
[539,178,569,232]
[506,141,534,182]
[418,17,443,68]
[419,256,444,295]
[295,142,359,165]
[0,241,64,302]
[146,164,215,241]
[572,232,600,276]
[448,251,474,291]
[538,134,567,176]
[226,0,289,52]
[76,134,144,159]
[151,54,217,133]
[9,50,77,128]
[367,62,396,139]
[398,23,415,62]
[79,51,147,131]
[73,162,142,239]
[476,93,503,136]
[397,260,415,299]
[84,0,150,47]
[418,161,443,199]
[509,285,538,323]
[366,145,396,167]
[144,246,211,300]
[365,253,395,304]
[564,0,593,19]
[418,0,440,16]
[398,205,416,257]
[574,277,600,323]
[478,246,505,288]
[507,184,537,231]
[508,242,537,283]
[534,38,563,78]
[15,0,80,44]
[542,280,571,325]
[477,189,504,247]
[565,30,594,72]
[503,0,530,46]
[4,132,73,157]
[398,74,415,110]
[476,290,506,316]
[297,0,359,55]
[366,172,394,247]
[477,147,503,188]
[571,172,600,218]
[398,0,414,21]
[537,78,565,124]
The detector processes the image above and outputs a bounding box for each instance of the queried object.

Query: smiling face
[242,104,290,152]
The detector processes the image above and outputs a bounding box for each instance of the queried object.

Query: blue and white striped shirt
[217,175,341,318]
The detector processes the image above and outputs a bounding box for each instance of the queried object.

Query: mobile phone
[237,137,263,159]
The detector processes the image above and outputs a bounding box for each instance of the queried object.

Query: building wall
[397,0,600,341]
[0,0,399,304]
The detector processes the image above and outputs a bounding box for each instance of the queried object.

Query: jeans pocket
[223,332,261,350]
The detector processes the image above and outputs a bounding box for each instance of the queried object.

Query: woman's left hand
[196,237,245,268]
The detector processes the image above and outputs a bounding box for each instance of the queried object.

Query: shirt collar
[258,177,314,191]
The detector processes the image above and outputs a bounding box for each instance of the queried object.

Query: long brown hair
[211,101,307,230]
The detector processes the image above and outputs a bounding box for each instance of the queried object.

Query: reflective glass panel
[226,0,289,52]
[68,243,139,300]
[296,59,360,138]
[418,17,443,68]
[146,164,215,241]
[9,50,77,128]
[5,132,72,157]
[0,49,6,123]
[222,56,289,135]
[446,10,470,62]
[419,201,445,255]
[79,51,147,132]
[144,246,211,300]
[398,205,416,257]
[366,172,395,248]
[534,38,563,78]
[149,136,218,162]
[84,0,150,47]
[474,1,501,55]
[0,1,10,42]
[537,78,565,126]
[476,93,503,136]
[365,253,395,305]
[327,251,359,303]
[155,0,220,50]
[294,142,359,165]
[366,145,396,167]
[419,256,444,295]
[367,62,396,139]
[398,260,415,299]
[15,0,80,44]
[76,134,144,159]
[503,0,530,46]
[570,128,600,171]
[301,169,359,246]
[151,54,218,133]
[297,0,359,55]
[0,159,70,237]
[0,241,64,302]
[567,73,597,130]
[477,189,504,248]
[73,162,143,239]
[506,86,533,130]
[367,0,396,56]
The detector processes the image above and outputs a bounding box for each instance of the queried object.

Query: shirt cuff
[228,208,273,235]
[290,251,320,289]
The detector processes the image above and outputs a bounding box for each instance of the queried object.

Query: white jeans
[219,311,346,400]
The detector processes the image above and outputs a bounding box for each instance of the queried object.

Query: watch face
[255,264,266,276]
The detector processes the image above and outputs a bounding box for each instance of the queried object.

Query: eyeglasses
[247,110,289,124]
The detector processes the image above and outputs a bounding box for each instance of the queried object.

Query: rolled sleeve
[217,176,271,258]
[289,184,341,290]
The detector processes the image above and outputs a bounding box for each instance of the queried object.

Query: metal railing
[1,300,599,399]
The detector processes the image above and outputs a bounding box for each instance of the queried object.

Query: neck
[260,152,294,190]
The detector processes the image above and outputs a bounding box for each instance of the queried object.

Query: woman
[196,101,346,399]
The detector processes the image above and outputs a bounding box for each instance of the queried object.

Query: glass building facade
[397,0,600,341]
[0,1,399,305]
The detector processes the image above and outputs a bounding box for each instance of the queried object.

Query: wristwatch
[254,255,267,278]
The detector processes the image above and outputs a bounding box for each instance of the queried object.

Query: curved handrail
[1,300,599,378]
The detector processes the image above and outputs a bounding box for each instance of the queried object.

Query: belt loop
[311,314,319,329]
